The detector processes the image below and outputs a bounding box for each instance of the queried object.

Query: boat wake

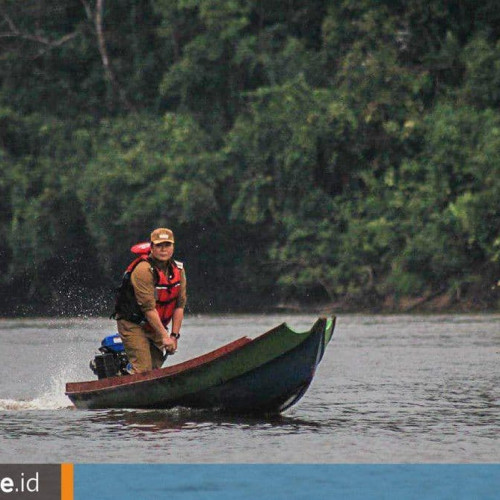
[0,370,76,411]
[0,396,72,411]
[0,399,62,410]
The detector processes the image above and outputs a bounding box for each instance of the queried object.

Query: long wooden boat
[65,317,336,414]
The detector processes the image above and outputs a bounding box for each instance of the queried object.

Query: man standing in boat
[112,228,187,373]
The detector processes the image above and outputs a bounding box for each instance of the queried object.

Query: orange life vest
[114,255,183,327]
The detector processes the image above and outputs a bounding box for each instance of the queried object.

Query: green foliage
[462,34,500,108]
[0,0,499,314]
[0,111,98,311]
[76,112,217,272]
[383,104,500,298]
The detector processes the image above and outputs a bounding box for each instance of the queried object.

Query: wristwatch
[170,332,180,339]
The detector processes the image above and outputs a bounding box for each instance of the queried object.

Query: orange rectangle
[61,463,73,500]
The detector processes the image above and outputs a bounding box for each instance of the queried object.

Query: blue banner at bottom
[74,464,499,500]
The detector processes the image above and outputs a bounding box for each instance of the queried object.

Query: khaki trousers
[117,319,165,373]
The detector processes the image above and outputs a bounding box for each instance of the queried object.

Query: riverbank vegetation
[1,0,499,315]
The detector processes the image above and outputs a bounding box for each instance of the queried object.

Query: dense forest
[0,0,499,316]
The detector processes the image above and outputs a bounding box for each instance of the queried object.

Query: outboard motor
[90,334,130,379]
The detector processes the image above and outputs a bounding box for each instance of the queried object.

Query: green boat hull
[66,317,336,414]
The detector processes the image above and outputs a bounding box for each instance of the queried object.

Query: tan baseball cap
[150,228,175,244]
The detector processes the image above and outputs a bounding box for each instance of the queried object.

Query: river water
[0,314,498,463]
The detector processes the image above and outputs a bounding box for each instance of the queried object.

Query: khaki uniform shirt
[130,258,187,313]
